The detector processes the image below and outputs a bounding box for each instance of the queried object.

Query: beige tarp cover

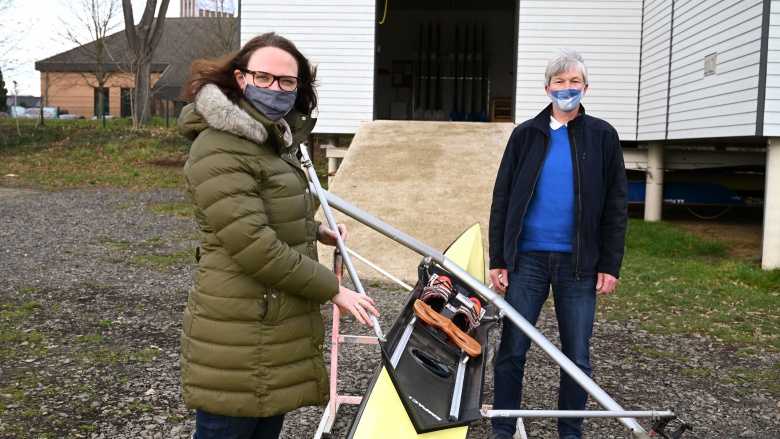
[316,120,516,284]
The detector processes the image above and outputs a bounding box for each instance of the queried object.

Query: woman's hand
[331,285,380,326]
[317,223,347,247]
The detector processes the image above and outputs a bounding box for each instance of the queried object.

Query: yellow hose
[379,0,388,24]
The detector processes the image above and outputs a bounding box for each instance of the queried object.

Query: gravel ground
[0,188,778,439]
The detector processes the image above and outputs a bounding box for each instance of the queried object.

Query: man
[488,47,628,439]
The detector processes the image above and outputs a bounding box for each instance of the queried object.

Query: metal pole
[12,81,17,118]
[299,143,384,341]
[482,410,675,419]
[317,188,657,438]
[12,80,20,135]
[345,247,413,292]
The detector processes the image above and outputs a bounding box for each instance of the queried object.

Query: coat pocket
[262,286,279,323]
[262,287,318,325]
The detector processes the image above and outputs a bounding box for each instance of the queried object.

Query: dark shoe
[492,434,513,439]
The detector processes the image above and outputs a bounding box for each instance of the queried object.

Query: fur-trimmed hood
[179,84,269,145]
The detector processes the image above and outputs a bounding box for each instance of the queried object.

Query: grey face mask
[243,83,297,121]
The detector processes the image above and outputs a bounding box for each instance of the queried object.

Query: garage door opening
[373,0,517,123]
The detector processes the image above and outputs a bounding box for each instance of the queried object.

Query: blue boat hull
[627,182,745,206]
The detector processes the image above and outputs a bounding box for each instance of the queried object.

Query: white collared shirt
[550,115,566,130]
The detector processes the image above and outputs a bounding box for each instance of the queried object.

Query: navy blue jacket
[489,104,628,278]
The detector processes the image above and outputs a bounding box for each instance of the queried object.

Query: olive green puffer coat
[178,83,338,418]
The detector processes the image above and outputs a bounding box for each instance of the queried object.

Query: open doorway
[373,0,517,122]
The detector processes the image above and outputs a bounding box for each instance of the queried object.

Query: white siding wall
[515,0,643,140]
[637,0,673,141]
[666,0,763,139]
[240,0,375,135]
[764,0,780,136]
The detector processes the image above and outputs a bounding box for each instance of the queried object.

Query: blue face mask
[550,88,584,112]
[243,83,297,121]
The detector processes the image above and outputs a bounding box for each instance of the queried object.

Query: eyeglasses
[241,69,300,92]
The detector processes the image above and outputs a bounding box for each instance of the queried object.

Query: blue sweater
[518,124,574,253]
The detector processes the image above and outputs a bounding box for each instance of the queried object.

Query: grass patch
[735,347,762,359]
[722,364,780,391]
[99,238,194,269]
[79,334,105,343]
[134,348,162,362]
[599,219,780,351]
[630,345,689,362]
[1,119,189,190]
[102,238,132,251]
[130,249,193,270]
[0,117,330,194]
[1,302,50,348]
[138,237,163,247]
[153,201,193,220]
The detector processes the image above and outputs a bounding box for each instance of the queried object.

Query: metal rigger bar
[299,143,384,341]
[314,185,676,439]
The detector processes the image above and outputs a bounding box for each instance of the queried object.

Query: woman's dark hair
[181,32,318,113]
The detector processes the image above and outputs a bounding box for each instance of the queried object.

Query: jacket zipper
[570,121,582,280]
[510,127,550,272]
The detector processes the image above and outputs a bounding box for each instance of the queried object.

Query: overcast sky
[3,0,181,96]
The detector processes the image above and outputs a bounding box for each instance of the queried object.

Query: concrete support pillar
[762,138,780,269]
[644,142,665,222]
[325,136,340,186]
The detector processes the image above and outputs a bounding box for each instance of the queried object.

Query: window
[94,87,110,118]
[121,88,133,118]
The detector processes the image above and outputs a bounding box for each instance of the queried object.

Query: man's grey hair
[544,47,588,86]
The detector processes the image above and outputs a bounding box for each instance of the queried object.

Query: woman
[178,32,380,439]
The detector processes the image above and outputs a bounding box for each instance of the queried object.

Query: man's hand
[489,268,509,294]
[596,273,618,295]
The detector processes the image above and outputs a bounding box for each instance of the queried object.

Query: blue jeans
[194,409,285,439]
[492,252,596,439]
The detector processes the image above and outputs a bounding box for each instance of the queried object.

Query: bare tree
[170,2,238,68]
[61,0,122,120]
[0,0,24,71]
[204,0,238,56]
[121,0,170,128]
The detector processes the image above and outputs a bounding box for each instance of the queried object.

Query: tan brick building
[35,17,238,119]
